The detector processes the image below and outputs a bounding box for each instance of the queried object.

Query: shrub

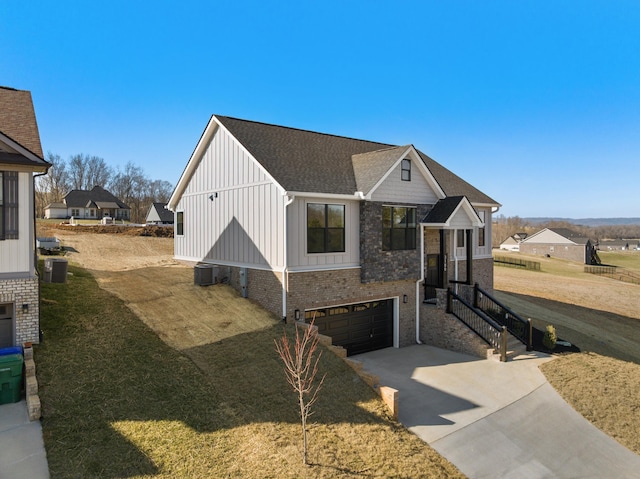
[543,324,557,351]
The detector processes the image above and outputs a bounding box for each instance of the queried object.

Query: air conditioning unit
[194,264,219,286]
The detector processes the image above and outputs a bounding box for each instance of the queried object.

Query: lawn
[494,250,640,456]
[36,264,463,478]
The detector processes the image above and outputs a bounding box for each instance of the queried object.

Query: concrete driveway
[353,345,640,479]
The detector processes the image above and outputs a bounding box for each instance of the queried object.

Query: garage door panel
[308,299,393,356]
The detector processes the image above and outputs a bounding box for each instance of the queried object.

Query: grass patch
[598,251,640,270]
[37,264,463,478]
[541,352,640,455]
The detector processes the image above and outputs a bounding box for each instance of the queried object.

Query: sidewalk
[0,400,49,479]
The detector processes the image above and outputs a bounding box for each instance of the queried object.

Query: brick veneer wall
[228,266,283,319]
[519,243,587,264]
[0,277,40,345]
[287,268,418,347]
[360,202,431,284]
[419,288,491,359]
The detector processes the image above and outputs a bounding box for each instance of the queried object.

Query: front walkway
[0,400,49,478]
[353,345,640,478]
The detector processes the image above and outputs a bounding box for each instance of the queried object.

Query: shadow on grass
[36,265,404,478]
[496,290,640,364]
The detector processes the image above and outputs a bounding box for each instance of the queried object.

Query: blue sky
[2,1,639,218]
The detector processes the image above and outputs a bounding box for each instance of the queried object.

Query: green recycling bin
[0,353,23,404]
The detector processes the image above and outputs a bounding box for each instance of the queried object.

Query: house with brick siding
[519,228,599,264]
[168,115,500,355]
[0,86,51,347]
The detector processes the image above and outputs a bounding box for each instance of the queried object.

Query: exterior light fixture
[294,309,300,321]
[403,295,408,304]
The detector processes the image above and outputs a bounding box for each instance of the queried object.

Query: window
[457,230,465,248]
[307,203,345,253]
[478,227,485,247]
[0,171,18,240]
[382,206,416,250]
[71,208,80,217]
[401,159,411,181]
[176,211,184,236]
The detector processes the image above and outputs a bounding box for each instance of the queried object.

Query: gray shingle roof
[64,186,130,209]
[421,196,467,224]
[215,115,499,205]
[352,145,410,194]
[150,202,174,223]
[0,86,45,160]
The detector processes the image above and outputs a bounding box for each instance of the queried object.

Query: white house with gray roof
[168,115,500,355]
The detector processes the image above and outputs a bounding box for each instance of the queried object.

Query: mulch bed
[531,326,581,354]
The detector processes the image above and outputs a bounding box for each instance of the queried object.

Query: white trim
[168,115,286,211]
[286,191,365,201]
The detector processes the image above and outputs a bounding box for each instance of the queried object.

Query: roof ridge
[215,114,396,148]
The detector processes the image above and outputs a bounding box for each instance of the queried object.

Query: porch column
[466,229,473,285]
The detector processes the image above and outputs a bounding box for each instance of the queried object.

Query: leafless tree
[274,320,326,465]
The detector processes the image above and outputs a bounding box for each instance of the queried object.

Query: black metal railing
[474,283,532,350]
[493,255,541,271]
[447,288,507,362]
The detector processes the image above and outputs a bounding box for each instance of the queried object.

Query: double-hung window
[307,203,345,253]
[382,206,416,250]
[0,171,18,240]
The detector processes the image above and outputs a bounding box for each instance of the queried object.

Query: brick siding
[0,277,41,345]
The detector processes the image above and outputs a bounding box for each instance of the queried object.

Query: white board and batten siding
[370,160,439,204]
[0,172,34,276]
[174,127,286,270]
[287,197,360,271]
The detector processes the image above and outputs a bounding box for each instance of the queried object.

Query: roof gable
[169,115,500,208]
[421,196,483,228]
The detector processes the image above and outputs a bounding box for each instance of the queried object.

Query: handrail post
[527,318,533,351]
[500,326,507,362]
[446,288,452,313]
[473,282,479,308]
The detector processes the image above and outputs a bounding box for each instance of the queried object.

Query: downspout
[453,229,459,293]
[415,223,425,344]
[33,169,48,344]
[281,193,295,322]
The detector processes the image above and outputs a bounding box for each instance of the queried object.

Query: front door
[425,254,441,302]
[0,304,14,348]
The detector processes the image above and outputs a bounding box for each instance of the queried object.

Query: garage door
[305,299,393,356]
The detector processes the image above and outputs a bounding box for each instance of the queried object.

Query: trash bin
[44,258,68,283]
[0,353,23,404]
[0,346,22,357]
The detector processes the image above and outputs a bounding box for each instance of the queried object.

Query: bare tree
[274,320,326,465]
[35,152,71,217]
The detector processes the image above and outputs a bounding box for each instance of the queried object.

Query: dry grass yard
[36,226,464,478]
[494,250,640,454]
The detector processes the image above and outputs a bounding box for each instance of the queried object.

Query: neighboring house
[145,202,173,225]
[0,86,51,347]
[168,115,500,355]
[499,232,528,251]
[520,228,598,264]
[598,239,640,251]
[44,185,130,220]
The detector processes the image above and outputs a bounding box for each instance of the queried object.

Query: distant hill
[524,218,640,227]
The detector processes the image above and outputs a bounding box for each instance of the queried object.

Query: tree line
[35,153,173,224]
[492,215,640,248]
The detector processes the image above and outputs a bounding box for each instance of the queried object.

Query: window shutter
[3,172,19,239]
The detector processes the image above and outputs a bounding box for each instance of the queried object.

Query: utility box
[43,258,68,283]
[0,353,23,404]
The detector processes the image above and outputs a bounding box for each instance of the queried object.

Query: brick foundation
[0,276,40,345]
